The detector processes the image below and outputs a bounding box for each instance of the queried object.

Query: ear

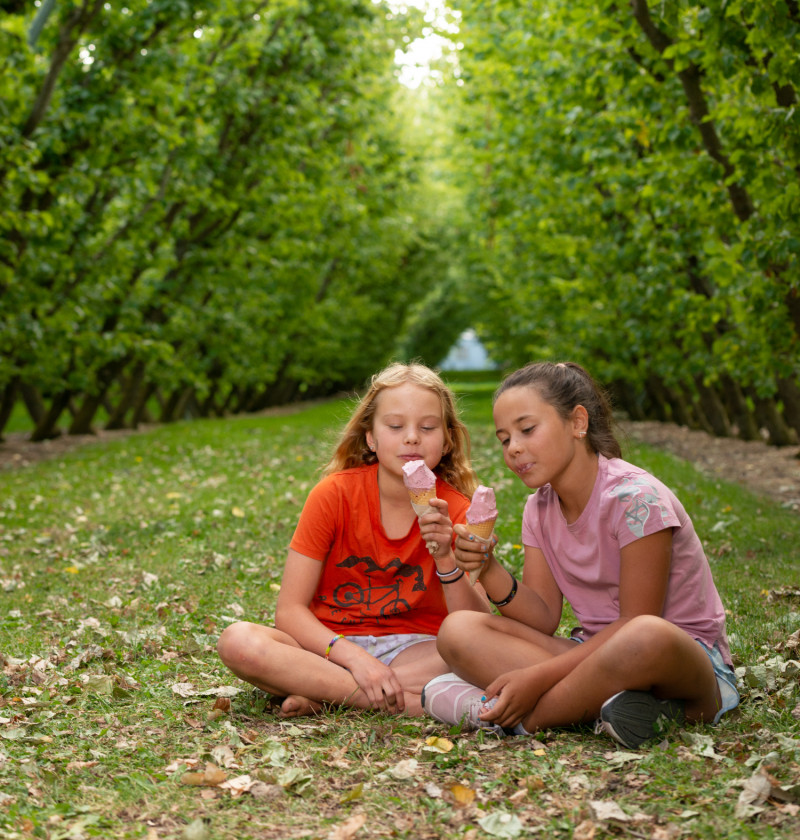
[365,430,375,451]
[572,405,589,438]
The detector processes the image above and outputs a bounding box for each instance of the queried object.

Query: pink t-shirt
[521,455,732,665]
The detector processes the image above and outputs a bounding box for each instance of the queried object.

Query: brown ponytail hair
[495,362,622,459]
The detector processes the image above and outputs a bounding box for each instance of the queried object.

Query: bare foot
[278,695,323,718]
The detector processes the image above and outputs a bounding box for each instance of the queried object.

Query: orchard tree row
[3,0,800,447]
[449,0,800,445]
[0,0,469,441]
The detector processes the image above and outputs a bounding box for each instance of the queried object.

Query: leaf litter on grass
[1,402,800,838]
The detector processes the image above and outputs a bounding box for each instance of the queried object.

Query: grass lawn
[1,388,798,839]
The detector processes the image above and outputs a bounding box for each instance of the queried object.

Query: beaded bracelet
[487,574,518,607]
[324,633,344,659]
[436,566,462,580]
[438,569,465,584]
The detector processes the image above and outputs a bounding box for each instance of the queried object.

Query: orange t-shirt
[289,463,470,636]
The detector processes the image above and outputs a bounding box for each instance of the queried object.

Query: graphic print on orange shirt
[320,555,426,625]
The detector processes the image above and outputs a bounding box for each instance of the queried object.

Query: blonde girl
[423,361,739,747]
[218,362,490,717]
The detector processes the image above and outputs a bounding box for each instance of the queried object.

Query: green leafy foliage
[450,0,800,441]
[0,1,454,438]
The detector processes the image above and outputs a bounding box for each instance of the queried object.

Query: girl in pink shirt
[422,362,739,748]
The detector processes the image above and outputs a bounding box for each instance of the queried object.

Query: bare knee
[217,621,258,668]
[437,610,492,659]
[602,615,679,668]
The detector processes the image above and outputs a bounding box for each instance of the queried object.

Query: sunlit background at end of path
[382,0,463,88]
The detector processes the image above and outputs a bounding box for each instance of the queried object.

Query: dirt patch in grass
[620,421,800,513]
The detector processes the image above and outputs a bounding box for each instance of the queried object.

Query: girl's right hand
[346,652,406,714]
[453,523,497,578]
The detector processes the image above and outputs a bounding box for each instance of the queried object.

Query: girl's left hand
[479,668,543,729]
[417,498,454,559]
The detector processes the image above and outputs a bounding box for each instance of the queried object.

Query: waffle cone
[408,487,436,506]
[467,518,496,540]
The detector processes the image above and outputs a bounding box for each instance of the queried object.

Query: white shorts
[344,633,436,665]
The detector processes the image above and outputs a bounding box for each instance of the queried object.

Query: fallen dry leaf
[326,813,367,840]
[210,745,237,768]
[589,800,630,823]
[380,758,418,780]
[735,769,773,818]
[180,762,227,787]
[451,784,476,806]
[572,820,596,840]
[219,774,254,798]
[65,760,99,772]
[212,696,231,712]
[424,735,454,753]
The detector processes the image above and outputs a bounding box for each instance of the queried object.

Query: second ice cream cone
[466,518,496,541]
[465,518,496,585]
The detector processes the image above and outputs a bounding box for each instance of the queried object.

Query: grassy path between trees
[1,388,798,839]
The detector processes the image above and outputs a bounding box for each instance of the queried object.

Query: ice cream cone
[466,518,496,540]
[407,487,436,507]
[465,485,498,587]
[465,517,496,585]
[402,460,439,556]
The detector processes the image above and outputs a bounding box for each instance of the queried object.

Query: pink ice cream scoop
[466,485,497,533]
[402,459,437,505]
[466,485,498,545]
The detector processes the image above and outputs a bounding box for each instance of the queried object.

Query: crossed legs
[436,610,721,733]
[217,621,449,717]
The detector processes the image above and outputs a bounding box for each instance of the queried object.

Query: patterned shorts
[344,633,436,665]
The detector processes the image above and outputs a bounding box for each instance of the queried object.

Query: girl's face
[366,382,447,478]
[493,385,585,490]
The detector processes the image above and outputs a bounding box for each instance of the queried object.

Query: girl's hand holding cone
[453,522,497,583]
[463,485,498,584]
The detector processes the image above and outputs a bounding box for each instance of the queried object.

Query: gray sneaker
[596,690,685,748]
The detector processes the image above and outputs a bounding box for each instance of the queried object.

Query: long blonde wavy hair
[323,362,477,498]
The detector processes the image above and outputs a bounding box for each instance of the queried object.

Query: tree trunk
[232,386,256,415]
[643,376,670,422]
[609,378,647,420]
[131,382,157,427]
[694,376,732,437]
[68,393,103,435]
[0,378,19,440]
[753,394,797,446]
[19,383,46,426]
[30,389,71,441]
[719,374,760,441]
[159,389,183,423]
[105,362,146,429]
[666,384,697,428]
[777,376,800,437]
[160,387,195,423]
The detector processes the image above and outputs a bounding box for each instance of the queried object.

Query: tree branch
[629,0,754,222]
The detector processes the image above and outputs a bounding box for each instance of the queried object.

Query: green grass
[1,391,798,839]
